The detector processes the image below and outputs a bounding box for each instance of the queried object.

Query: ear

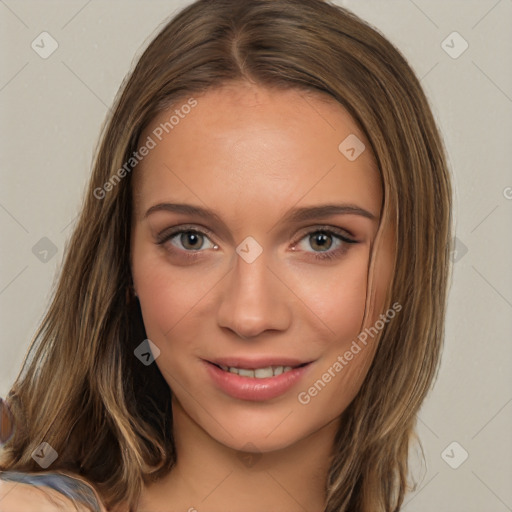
[125,276,138,305]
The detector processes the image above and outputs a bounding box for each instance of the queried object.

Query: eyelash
[155,224,358,262]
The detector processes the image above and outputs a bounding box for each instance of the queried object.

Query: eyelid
[291,224,358,245]
[290,227,358,262]
[156,224,217,245]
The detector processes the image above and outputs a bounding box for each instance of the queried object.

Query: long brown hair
[0,0,452,510]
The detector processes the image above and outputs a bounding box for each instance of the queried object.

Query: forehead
[133,83,381,220]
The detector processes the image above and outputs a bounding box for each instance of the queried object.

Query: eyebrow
[282,204,377,223]
[144,202,377,223]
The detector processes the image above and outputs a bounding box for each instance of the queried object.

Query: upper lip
[206,357,313,369]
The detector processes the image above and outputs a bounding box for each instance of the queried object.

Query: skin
[130,82,395,512]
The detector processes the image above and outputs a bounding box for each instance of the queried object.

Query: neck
[139,398,339,512]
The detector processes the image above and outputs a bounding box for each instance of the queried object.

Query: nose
[216,249,292,339]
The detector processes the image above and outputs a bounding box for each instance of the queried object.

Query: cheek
[288,247,370,345]
[131,240,218,338]
[130,240,228,395]
[292,251,380,416]
[136,271,190,335]
[132,259,207,389]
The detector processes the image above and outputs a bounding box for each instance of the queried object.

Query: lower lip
[204,361,312,401]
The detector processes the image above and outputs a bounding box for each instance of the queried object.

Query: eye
[293,228,358,261]
[305,232,337,251]
[173,231,214,251]
[156,227,218,253]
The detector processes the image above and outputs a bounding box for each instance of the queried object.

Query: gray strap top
[0,470,102,511]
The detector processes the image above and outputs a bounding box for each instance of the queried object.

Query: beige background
[1,1,511,510]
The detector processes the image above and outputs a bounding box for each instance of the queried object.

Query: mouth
[209,362,310,378]
[203,358,314,401]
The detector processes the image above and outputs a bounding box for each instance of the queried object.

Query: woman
[0,0,452,510]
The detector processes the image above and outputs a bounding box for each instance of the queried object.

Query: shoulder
[0,472,108,512]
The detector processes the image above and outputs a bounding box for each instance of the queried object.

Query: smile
[204,360,313,401]
[213,363,305,378]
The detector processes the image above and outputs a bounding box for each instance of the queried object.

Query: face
[131,83,395,453]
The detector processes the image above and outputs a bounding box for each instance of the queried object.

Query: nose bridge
[217,246,291,338]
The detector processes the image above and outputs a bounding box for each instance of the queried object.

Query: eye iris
[310,232,332,251]
[181,231,203,250]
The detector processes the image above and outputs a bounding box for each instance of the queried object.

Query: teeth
[218,364,296,378]
[254,367,273,378]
